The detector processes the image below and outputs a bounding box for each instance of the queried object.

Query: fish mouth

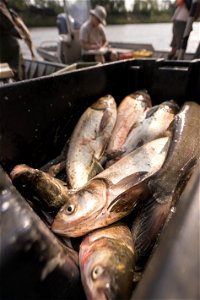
[85,283,111,300]
[96,284,113,300]
[10,164,31,179]
[97,292,109,300]
[104,289,113,300]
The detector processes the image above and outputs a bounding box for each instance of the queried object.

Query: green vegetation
[7,0,176,27]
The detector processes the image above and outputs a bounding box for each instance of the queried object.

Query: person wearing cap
[79,5,117,63]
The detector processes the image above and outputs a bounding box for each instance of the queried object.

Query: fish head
[146,100,179,120]
[80,238,134,300]
[162,100,180,113]
[10,164,69,210]
[133,89,152,109]
[91,95,116,110]
[51,179,107,237]
[10,164,40,197]
[10,164,35,180]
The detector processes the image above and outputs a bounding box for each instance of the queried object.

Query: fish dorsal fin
[108,172,149,213]
[145,105,159,118]
[99,109,112,133]
[105,149,125,161]
[88,158,104,180]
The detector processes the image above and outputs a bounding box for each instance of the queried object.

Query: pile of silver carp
[10,90,200,300]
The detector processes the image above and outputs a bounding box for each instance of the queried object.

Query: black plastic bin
[0,58,200,300]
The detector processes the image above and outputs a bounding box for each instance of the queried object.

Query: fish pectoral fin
[108,172,149,213]
[99,109,112,133]
[145,105,159,118]
[99,154,107,166]
[48,160,66,177]
[106,149,125,161]
[108,183,148,214]
[88,158,104,180]
[113,171,148,191]
[56,177,69,188]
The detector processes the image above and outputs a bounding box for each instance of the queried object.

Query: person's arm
[99,25,108,49]
[80,39,100,51]
[100,40,108,49]
[14,16,35,58]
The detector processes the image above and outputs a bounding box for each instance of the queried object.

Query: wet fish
[79,222,135,300]
[66,95,117,189]
[10,164,70,213]
[131,196,171,270]
[52,137,170,237]
[105,90,152,161]
[148,101,200,204]
[131,101,200,269]
[119,100,179,160]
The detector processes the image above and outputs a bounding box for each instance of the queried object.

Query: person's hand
[99,46,108,52]
[31,50,36,60]
[94,42,101,50]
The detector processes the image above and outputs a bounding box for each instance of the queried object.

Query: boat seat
[0,63,14,79]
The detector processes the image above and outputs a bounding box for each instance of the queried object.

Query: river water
[20,22,200,59]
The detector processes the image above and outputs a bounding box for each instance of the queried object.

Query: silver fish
[105,90,152,161]
[131,196,171,270]
[52,137,170,237]
[132,101,200,270]
[148,101,200,204]
[66,95,117,189]
[79,222,135,300]
[119,100,179,160]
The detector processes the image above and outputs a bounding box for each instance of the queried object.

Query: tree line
[7,0,176,27]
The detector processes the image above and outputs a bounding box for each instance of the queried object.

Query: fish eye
[65,204,75,215]
[91,265,104,280]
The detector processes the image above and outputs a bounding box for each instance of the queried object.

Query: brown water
[20,22,200,59]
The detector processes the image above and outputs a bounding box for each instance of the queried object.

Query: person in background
[168,0,200,59]
[79,5,118,63]
[168,0,190,59]
[0,0,35,80]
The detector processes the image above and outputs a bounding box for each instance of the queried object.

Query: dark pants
[170,20,187,50]
[82,50,113,62]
